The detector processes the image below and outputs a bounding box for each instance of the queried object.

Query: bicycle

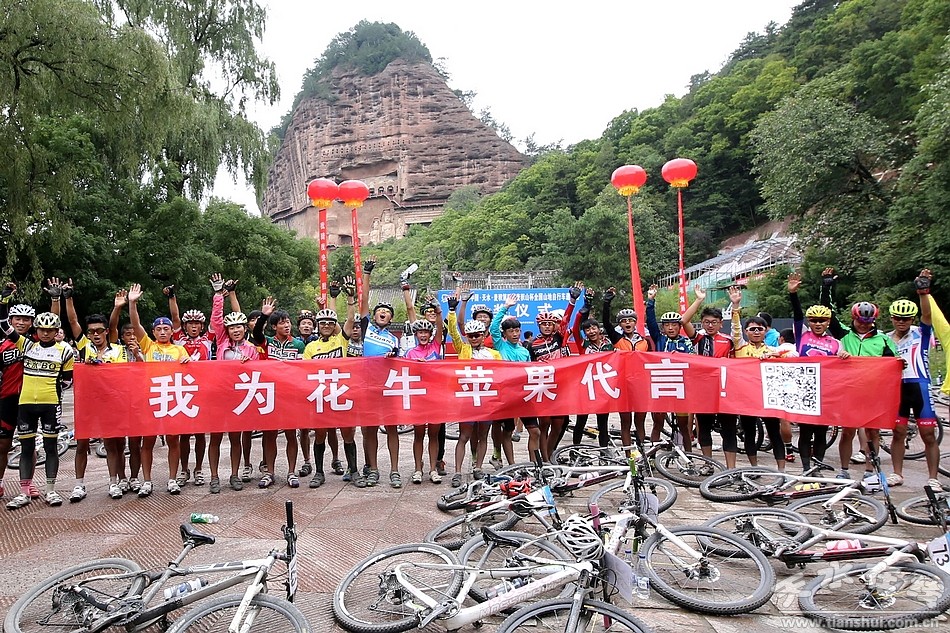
[334,499,654,633]
[8,424,73,469]
[705,507,950,630]
[3,501,309,633]
[895,485,950,526]
[880,414,945,460]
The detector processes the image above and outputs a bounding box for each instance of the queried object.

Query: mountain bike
[3,501,308,633]
[880,415,945,460]
[895,486,950,525]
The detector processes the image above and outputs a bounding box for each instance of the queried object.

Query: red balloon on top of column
[610,165,648,196]
[307,178,338,208]
[339,180,370,208]
[661,158,697,188]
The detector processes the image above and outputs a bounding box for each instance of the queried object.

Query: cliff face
[262,59,526,245]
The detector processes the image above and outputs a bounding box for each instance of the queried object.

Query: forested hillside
[355,0,950,312]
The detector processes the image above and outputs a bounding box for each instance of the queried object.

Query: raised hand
[261,296,276,316]
[128,283,143,303]
[603,287,616,302]
[363,255,377,274]
[447,288,460,310]
[821,267,837,287]
[569,281,583,301]
[223,279,239,293]
[314,295,327,309]
[787,272,802,294]
[915,268,932,294]
[584,286,595,305]
[341,276,356,297]
[210,273,224,292]
[44,277,63,298]
[329,281,342,298]
[693,285,707,303]
[162,284,176,298]
[62,278,75,299]
[460,284,473,302]
[505,293,518,308]
[647,284,658,300]
[727,285,742,305]
[1,282,16,304]
[114,288,128,308]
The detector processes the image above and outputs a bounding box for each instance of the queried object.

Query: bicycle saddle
[180,523,216,546]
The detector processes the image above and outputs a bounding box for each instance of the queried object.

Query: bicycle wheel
[881,420,944,460]
[698,467,784,502]
[701,508,812,556]
[332,543,464,633]
[551,444,626,468]
[653,450,726,488]
[639,526,775,615]
[424,509,520,551]
[799,561,950,631]
[444,422,460,441]
[4,558,144,633]
[895,495,944,525]
[787,493,888,534]
[458,531,573,606]
[166,592,310,632]
[496,597,652,632]
[588,477,677,515]
[95,442,108,458]
[436,484,486,514]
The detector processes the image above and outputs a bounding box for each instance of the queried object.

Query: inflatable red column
[306,178,339,304]
[610,165,648,336]
[661,158,698,313]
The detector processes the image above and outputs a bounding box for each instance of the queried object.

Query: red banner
[73,353,902,439]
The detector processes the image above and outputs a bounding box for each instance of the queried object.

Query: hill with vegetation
[346,0,950,314]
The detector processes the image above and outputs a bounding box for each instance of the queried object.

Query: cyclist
[0,286,37,502]
[62,280,130,500]
[298,301,343,481]
[885,269,941,490]
[489,294,531,463]
[684,286,739,467]
[602,287,652,446]
[645,284,700,447]
[447,290,501,487]
[788,271,850,473]
[358,257,401,488]
[128,282,191,497]
[3,308,74,510]
[819,268,897,481]
[405,309,445,484]
[569,286,613,447]
[109,289,144,492]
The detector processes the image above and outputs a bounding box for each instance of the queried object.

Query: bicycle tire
[424,508,520,551]
[95,442,108,458]
[378,425,415,435]
[701,508,812,556]
[799,561,950,631]
[698,467,783,502]
[588,477,677,515]
[444,422,460,441]
[496,597,652,633]
[166,592,310,632]
[4,558,145,633]
[895,495,944,525]
[332,543,464,633]
[494,461,538,479]
[457,531,573,607]
[436,485,481,513]
[881,420,944,460]
[639,525,775,615]
[653,450,726,488]
[787,493,888,535]
[551,444,627,468]
[8,445,47,469]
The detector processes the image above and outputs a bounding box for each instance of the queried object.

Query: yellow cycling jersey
[17,338,75,405]
[140,335,192,363]
[76,336,129,363]
[303,335,348,359]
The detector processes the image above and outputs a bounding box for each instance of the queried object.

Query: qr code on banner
[761,363,821,416]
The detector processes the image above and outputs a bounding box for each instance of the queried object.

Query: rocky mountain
[262,59,526,246]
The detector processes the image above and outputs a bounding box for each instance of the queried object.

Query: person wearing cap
[818,268,897,482]
[127,283,192,498]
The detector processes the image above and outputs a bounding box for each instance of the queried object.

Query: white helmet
[34,312,61,329]
[315,309,338,322]
[9,304,35,318]
[560,514,604,561]
[463,320,486,334]
[410,319,434,333]
[223,312,248,327]
[181,309,206,323]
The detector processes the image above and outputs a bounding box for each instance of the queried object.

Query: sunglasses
[466,332,484,338]
[807,318,830,324]
[619,318,636,324]
[746,326,765,332]
[86,328,107,335]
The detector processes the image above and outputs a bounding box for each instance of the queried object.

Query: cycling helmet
[660,311,682,324]
[501,317,522,331]
[889,299,919,318]
[34,312,61,329]
[420,302,439,315]
[471,304,493,319]
[851,301,879,324]
[181,309,206,323]
[297,310,316,326]
[8,304,35,318]
[616,308,637,321]
[804,305,832,319]
[499,479,533,497]
[315,309,338,322]
[372,303,394,316]
[463,320,487,334]
[536,312,559,324]
[410,319,433,333]
[560,514,604,562]
[223,312,248,327]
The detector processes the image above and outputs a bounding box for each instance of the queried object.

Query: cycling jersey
[0,338,23,398]
[645,300,694,354]
[346,339,363,357]
[404,339,440,361]
[139,335,193,363]
[489,306,531,362]
[888,324,934,383]
[447,313,501,361]
[76,336,129,363]
[525,302,575,361]
[692,331,734,358]
[17,337,74,405]
[210,293,259,361]
[172,329,213,360]
[359,315,399,358]
[789,292,841,357]
[303,335,348,359]
[265,336,304,360]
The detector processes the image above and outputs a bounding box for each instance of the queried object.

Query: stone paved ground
[1,393,948,632]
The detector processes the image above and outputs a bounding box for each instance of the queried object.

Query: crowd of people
[0,262,944,510]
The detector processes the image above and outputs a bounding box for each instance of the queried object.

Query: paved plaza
[1,393,948,632]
